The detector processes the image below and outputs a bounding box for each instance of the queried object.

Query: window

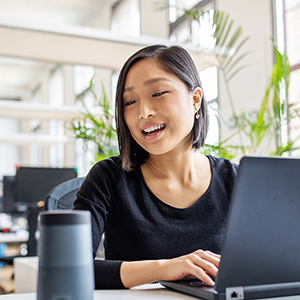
[194,8,215,48]
[200,66,219,146]
[49,66,64,107]
[49,120,65,168]
[0,117,20,179]
[169,0,214,45]
[169,0,204,23]
[274,0,300,155]
[74,65,95,97]
[48,66,65,167]
[111,70,119,111]
[30,85,42,167]
[285,0,300,155]
[74,65,97,176]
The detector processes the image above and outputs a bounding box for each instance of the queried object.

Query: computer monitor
[2,175,18,214]
[14,167,77,211]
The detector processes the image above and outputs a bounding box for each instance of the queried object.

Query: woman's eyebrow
[124,86,134,92]
[124,77,171,92]
[144,77,171,86]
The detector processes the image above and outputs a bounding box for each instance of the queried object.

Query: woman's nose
[138,99,155,119]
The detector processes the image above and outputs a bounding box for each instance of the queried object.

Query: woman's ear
[192,87,203,111]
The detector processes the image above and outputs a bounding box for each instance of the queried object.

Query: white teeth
[143,124,164,133]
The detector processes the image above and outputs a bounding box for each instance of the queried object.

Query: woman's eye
[152,91,167,97]
[124,100,136,106]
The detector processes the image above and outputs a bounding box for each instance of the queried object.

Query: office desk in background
[0,231,28,244]
[0,283,195,299]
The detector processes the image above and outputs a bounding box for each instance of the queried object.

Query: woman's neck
[142,148,205,183]
[140,149,211,208]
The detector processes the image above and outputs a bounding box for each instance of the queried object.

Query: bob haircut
[115,44,209,171]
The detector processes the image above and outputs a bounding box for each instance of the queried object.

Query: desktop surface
[1,284,300,300]
[0,283,194,299]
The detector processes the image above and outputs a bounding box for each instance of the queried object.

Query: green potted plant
[69,77,119,162]
[172,5,300,159]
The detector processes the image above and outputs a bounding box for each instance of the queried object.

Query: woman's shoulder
[207,155,239,186]
[207,155,239,174]
[89,156,123,175]
[205,155,239,199]
[86,155,141,183]
[78,156,139,198]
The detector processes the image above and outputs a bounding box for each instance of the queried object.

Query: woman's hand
[158,250,220,286]
[120,250,220,288]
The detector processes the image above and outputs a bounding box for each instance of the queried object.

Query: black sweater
[73,155,238,289]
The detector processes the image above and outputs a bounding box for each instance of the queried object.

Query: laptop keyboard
[177,279,208,287]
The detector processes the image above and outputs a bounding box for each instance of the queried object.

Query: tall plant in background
[203,9,299,157]
[162,2,300,159]
[213,42,300,158]
[69,77,119,162]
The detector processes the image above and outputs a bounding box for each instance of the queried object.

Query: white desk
[8,258,300,300]
[0,283,194,299]
[1,285,300,300]
[2,285,300,300]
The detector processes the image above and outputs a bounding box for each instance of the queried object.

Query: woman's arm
[121,250,219,288]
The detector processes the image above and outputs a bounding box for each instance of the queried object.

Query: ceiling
[0,0,117,98]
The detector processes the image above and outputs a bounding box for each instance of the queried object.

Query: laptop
[159,156,300,300]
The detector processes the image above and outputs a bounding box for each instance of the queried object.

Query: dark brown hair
[115,45,209,171]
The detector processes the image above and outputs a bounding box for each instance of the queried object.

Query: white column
[140,0,169,38]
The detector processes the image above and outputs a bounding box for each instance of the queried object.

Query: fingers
[205,250,221,260]
[195,249,221,268]
[159,249,221,286]
[205,250,221,257]
[187,262,215,286]
[187,250,219,285]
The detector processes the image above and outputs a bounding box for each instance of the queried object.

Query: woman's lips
[142,123,166,136]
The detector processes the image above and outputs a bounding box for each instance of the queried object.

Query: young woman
[73,45,238,289]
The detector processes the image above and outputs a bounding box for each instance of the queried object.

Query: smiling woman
[73,44,239,290]
[122,58,201,157]
[116,45,209,171]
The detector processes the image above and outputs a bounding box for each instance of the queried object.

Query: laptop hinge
[226,287,244,300]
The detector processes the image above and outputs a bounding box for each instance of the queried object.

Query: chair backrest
[44,177,85,211]
[43,176,105,259]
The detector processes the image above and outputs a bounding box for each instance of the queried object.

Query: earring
[195,111,200,119]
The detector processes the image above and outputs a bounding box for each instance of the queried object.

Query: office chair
[43,177,105,259]
[44,177,85,211]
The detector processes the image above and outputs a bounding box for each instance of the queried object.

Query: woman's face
[123,58,201,156]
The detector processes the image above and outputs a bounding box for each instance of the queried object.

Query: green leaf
[67,78,118,162]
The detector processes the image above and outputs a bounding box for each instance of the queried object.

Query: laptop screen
[216,156,300,291]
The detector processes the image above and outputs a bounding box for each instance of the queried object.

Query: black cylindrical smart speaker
[37,211,94,300]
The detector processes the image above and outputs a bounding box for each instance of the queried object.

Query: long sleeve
[93,259,124,289]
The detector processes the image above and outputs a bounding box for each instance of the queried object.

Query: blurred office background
[0,0,299,186]
[0,0,299,290]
